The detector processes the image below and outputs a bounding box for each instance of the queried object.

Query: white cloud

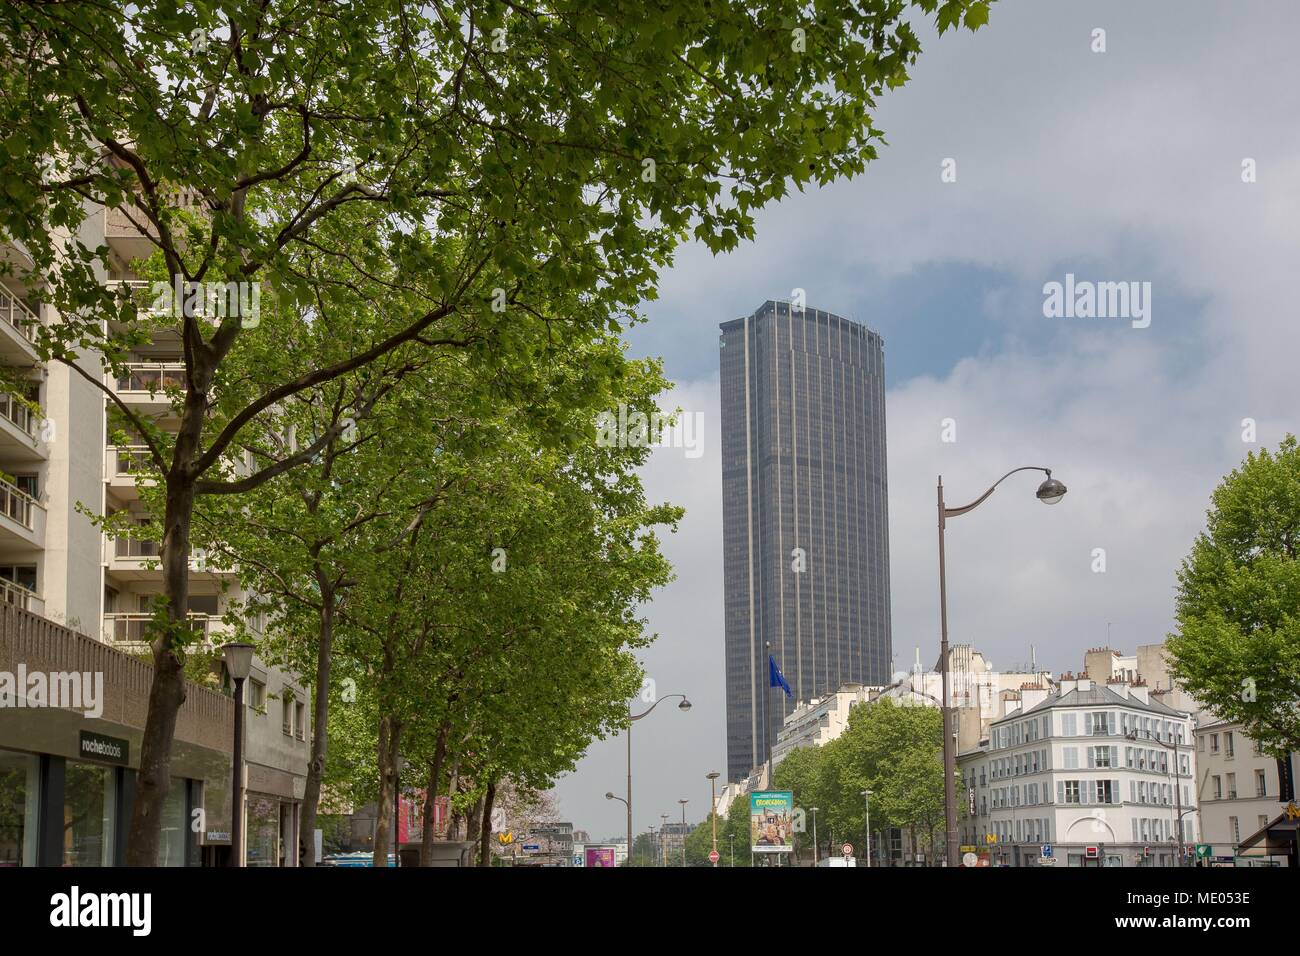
[556,0,1300,839]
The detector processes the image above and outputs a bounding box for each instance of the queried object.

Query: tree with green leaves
[1168,435,1300,758]
[1,0,992,862]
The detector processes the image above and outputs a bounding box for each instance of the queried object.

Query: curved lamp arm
[942,466,1054,519]
[631,693,689,722]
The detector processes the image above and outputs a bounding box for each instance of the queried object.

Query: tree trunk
[477,778,497,867]
[466,792,483,861]
[373,713,398,867]
[300,579,335,866]
[420,722,450,866]
[125,477,196,865]
[447,757,462,839]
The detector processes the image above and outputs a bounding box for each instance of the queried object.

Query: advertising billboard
[584,845,617,868]
[750,791,795,853]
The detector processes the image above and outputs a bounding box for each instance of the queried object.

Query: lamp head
[706,771,720,780]
[1036,471,1067,505]
[678,698,692,711]
[222,642,255,681]
[605,792,616,800]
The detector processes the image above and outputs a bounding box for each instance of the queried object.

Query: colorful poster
[750,791,794,853]
[585,845,617,867]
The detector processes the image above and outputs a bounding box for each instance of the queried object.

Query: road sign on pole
[1041,843,1052,858]
[708,849,720,864]
[842,843,853,858]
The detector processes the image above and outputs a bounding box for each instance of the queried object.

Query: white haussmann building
[958,676,1199,867]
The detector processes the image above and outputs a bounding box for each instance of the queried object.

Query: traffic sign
[842,843,854,858]
[1041,843,1052,858]
[1195,843,1211,859]
[708,849,720,864]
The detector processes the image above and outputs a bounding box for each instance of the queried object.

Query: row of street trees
[0,0,992,863]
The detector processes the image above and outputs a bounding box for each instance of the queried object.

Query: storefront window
[245,794,279,867]
[0,750,39,867]
[63,762,115,866]
[159,777,188,867]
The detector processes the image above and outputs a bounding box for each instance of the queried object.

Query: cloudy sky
[553,0,1300,840]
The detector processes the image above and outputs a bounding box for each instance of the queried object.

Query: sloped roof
[1010,683,1186,722]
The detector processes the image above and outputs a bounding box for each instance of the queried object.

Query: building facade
[1194,719,1296,865]
[958,677,1199,867]
[719,300,891,781]
[1,201,310,866]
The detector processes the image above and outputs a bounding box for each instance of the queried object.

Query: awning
[1237,805,1300,855]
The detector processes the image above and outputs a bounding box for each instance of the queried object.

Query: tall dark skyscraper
[719,300,892,782]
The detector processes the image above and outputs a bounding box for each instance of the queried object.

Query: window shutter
[1111,746,1119,768]
[1084,712,1092,735]
[1087,748,1095,768]
[1057,781,1064,804]
[1112,779,1120,805]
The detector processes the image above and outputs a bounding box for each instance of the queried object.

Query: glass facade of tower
[719,300,892,782]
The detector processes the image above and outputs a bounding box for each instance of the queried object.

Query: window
[1210,734,1219,753]
[249,678,266,712]
[1212,775,1222,799]
[295,701,306,741]
[1097,780,1116,804]
[1255,769,1267,798]
[0,750,39,866]
[1092,747,1112,768]
[1063,781,1081,804]
[1259,815,1270,830]
[0,565,38,592]
[1062,713,1077,736]
[1226,773,1237,799]
[1225,732,1234,757]
[282,695,294,736]
[1063,747,1078,769]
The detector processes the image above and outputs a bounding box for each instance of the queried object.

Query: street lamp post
[937,466,1066,867]
[660,813,669,867]
[1127,728,1188,866]
[221,643,254,868]
[706,771,721,867]
[862,789,873,868]
[678,799,689,867]
[621,694,691,862]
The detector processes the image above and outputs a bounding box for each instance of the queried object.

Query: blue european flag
[769,655,793,699]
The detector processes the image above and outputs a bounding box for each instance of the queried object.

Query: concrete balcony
[105,445,156,500]
[0,579,44,616]
[0,281,41,365]
[0,476,45,549]
[111,362,187,416]
[0,393,48,462]
[104,536,230,581]
[102,611,225,653]
[104,189,204,264]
